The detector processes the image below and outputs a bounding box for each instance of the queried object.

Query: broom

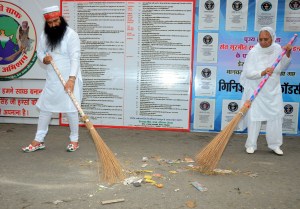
[49,58,125,184]
[195,34,298,173]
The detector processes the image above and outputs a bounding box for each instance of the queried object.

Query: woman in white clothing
[240,27,292,155]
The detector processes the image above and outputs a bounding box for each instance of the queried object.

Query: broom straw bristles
[196,105,249,173]
[85,120,125,184]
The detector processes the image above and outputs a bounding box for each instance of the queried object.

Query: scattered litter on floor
[248,173,258,178]
[98,185,109,190]
[53,200,64,205]
[238,170,259,178]
[184,157,195,163]
[144,175,152,180]
[141,163,148,168]
[143,170,153,173]
[155,183,164,188]
[144,178,156,184]
[133,181,142,187]
[185,200,197,208]
[176,168,188,173]
[142,174,166,187]
[166,159,181,164]
[143,175,156,184]
[101,198,125,205]
[213,168,233,174]
[98,185,108,188]
[152,173,163,178]
[134,170,153,174]
[191,181,208,192]
[123,176,140,185]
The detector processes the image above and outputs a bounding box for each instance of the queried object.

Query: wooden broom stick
[49,57,125,184]
[195,34,298,173]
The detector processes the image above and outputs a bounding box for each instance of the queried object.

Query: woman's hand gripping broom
[195,34,298,173]
[49,57,125,184]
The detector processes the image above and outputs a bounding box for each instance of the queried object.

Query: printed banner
[192,0,300,135]
[254,0,278,31]
[62,0,194,130]
[197,32,219,63]
[194,65,217,97]
[198,0,220,30]
[225,0,249,31]
[284,0,300,32]
[193,98,215,130]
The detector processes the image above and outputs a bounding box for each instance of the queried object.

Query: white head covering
[259,26,276,44]
[42,6,60,20]
[255,26,279,55]
[43,6,59,14]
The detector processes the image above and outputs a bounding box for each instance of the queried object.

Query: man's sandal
[66,143,79,152]
[22,143,45,153]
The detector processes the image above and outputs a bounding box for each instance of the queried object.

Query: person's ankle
[31,140,41,146]
[70,141,78,145]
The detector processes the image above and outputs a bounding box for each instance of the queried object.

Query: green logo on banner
[0,2,37,81]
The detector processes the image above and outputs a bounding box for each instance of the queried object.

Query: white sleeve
[243,52,262,80]
[36,33,47,63]
[274,54,291,73]
[67,31,81,77]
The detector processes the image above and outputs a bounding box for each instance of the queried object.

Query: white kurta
[240,43,291,124]
[36,27,82,113]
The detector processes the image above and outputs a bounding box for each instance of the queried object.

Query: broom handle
[249,34,297,102]
[48,58,87,121]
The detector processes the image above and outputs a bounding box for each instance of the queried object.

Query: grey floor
[0,123,299,209]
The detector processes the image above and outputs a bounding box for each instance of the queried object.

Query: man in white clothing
[22,5,82,152]
[240,27,292,155]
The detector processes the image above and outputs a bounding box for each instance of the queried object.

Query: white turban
[42,6,60,20]
[259,27,276,44]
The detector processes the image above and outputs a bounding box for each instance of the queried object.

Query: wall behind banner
[191,0,300,135]
[0,0,60,124]
[1,0,299,135]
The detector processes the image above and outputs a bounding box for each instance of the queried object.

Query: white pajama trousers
[34,110,79,143]
[245,118,283,150]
